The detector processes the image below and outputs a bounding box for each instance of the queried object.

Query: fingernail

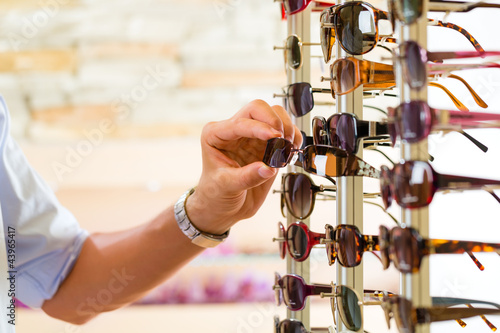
[258,165,276,178]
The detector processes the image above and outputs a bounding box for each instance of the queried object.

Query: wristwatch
[174,188,230,248]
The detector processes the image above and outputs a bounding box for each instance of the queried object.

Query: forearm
[41,205,204,325]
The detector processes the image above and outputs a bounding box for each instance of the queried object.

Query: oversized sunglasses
[274,316,332,333]
[380,160,500,209]
[273,221,325,262]
[379,225,500,274]
[282,0,333,16]
[395,40,500,91]
[329,57,487,111]
[321,1,485,60]
[274,172,336,220]
[390,0,500,26]
[312,113,389,154]
[274,34,320,71]
[321,285,500,333]
[262,137,381,179]
[387,100,500,148]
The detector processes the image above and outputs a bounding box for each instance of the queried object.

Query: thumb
[231,161,278,191]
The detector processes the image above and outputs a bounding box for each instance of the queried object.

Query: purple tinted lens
[288,82,314,117]
[335,114,358,153]
[284,173,313,219]
[287,224,309,261]
[282,275,306,311]
[396,101,433,143]
[391,227,419,274]
[380,166,393,209]
[263,138,293,168]
[401,41,428,89]
[284,0,308,14]
[312,117,329,145]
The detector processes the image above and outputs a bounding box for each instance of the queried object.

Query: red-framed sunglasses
[380,160,500,209]
[273,221,325,262]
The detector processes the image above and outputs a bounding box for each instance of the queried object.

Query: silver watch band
[174,188,229,248]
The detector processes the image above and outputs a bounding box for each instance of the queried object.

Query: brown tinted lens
[287,224,309,261]
[391,227,420,274]
[312,117,329,145]
[334,226,361,267]
[286,35,302,70]
[263,138,293,168]
[380,165,394,209]
[331,59,357,95]
[301,145,349,177]
[393,297,416,333]
[284,173,314,219]
[331,114,358,153]
[379,225,391,269]
[393,161,435,209]
[279,319,306,333]
[320,10,335,63]
[336,3,377,55]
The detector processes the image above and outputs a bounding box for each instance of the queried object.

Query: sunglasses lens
[263,138,293,168]
[325,225,337,265]
[288,82,314,117]
[337,4,376,55]
[279,319,305,333]
[278,223,286,259]
[331,59,356,95]
[287,224,309,261]
[379,225,391,269]
[302,145,348,178]
[320,11,335,63]
[394,161,435,209]
[330,114,357,153]
[274,272,282,306]
[282,275,305,311]
[391,227,419,274]
[393,297,415,333]
[284,173,313,219]
[380,166,393,209]
[401,41,427,89]
[286,35,302,70]
[337,286,362,331]
[312,117,329,146]
[334,226,360,267]
[395,101,432,144]
[396,0,423,24]
[284,0,307,14]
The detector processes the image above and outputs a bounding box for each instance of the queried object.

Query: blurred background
[1,0,500,332]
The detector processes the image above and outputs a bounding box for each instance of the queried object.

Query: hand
[186,99,302,235]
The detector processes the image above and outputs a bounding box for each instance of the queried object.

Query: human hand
[185,99,302,235]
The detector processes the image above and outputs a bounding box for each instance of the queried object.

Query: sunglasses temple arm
[311,88,333,94]
[427,238,500,258]
[447,74,488,108]
[456,130,488,153]
[432,296,500,310]
[467,304,498,331]
[437,173,500,194]
[428,82,469,111]
[362,201,400,225]
[430,20,485,53]
[418,307,500,324]
[427,50,500,62]
[308,284,334,298]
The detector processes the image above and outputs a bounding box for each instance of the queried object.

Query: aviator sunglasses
[262,137,380,179]
[274,34,320,70]
[380,160,500,209]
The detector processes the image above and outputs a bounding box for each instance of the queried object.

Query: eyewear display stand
[334,0,365,332]
[395,1,432,333]
[286,6,312,329]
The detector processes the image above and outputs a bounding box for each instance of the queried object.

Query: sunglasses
[329,57,486,112]
[380,160,500,209]
[274,35,320,71]
[274,221,325,261]
[395,40,500,92]
[379,225,500,274]
[387,100,500,148]
[282,0,333,16]
[262,137,381,180]
[321,1,485,61]
[274,172,336,220]
[312,113,389,154]
[391,0,500,26]
[274,317,332,333]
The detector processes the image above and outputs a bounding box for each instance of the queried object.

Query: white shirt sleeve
[0,96,89,308]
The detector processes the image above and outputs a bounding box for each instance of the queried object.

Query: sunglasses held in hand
[380,160,500,209]
[262,137,380,179]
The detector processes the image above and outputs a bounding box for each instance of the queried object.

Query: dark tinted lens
[337,3,376,55]
[287,224,309,261]
[288,82,314,117]
[396,0,423,24]
[320,11,335,63]
[284,0,307,14]
[393,161,435,209]
[263,138,293,168]
[337,286,362,331]
[284,173,313,219]
[325,225,337,265]
[274,272,282,306]
[286,35,302,70]
[391,227,419,273]
[278,222,286,259]
[401,41,427,89]
[282,275,306,310]
[279,319,306,333]
[380,166,393,209]
[302,145,349,177]
[393,297,416,333]
[396,101,432,143]
[332,114,357,153]
[331,59,357,95]
[334,226,361,267]
[379,225,391,269]
[312,116,330,145]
